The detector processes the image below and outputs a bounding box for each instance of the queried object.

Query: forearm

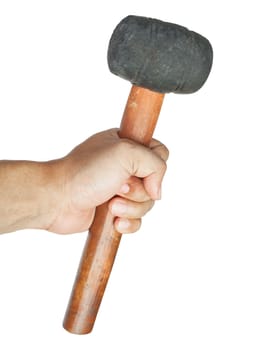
[0,160,60,233]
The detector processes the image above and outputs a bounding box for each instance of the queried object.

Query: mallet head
[108,15,213,94]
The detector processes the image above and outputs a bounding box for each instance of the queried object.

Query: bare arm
[0,160,60,233]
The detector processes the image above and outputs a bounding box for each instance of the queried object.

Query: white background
[0,1,262,349]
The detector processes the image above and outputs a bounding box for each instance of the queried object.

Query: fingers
[143,139,169,200]
[120,140,168,200]
[114,217,142,234]
[118,176,151,202]
[109,137,169,234]
[109,197,154,219]
[149,138,169,162]
[109,196,154,234]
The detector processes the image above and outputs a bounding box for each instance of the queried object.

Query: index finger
[148,139,169,162]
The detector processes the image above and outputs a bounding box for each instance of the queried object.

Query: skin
[0,129,168,235]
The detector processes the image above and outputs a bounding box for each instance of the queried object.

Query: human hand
[47,129,168,234]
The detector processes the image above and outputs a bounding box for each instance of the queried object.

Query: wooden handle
[63,85,164,334]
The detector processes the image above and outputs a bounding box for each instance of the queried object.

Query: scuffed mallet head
[108,15,213,94]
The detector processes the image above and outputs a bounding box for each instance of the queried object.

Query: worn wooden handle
[63,85,164,334]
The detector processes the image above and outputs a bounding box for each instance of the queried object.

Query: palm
[48,206,96,234]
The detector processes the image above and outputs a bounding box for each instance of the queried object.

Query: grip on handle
[63,85,164,334]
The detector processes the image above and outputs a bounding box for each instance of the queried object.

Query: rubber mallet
[63,15,213,334]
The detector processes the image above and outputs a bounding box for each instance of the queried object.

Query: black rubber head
[108,15,213,94]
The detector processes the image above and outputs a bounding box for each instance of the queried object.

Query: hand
[47,129,169,234]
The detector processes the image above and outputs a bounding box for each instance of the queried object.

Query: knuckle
[164,146,170,160]
[133,219,142,232]
[158,145,169,163]
[160,159,167,174]
[117,138,136,152]
[143,201,155,216]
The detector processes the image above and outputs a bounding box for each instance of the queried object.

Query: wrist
[0,160,64,233]
[35,159,65,231]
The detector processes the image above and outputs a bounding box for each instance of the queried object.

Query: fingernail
[117,219,130,231]
[111,201,126,215]
[120,183,130,194]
